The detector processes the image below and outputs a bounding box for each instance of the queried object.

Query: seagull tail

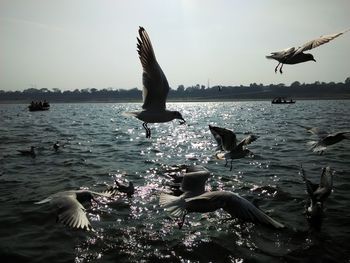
[159,193,186,218]
[307,141,326,153]
[306,140,318,149]
[265,55,275,60]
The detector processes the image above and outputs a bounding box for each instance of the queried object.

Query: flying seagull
[160,165,210,228]
[300,165,334,229]
[160,166,283,229]
[300,125,350,154]
[35,189,116,231]
[209,125,258,171]
[125,27,185,138]
[266,29,349,73]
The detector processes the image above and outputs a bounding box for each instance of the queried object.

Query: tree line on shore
[1,78,349,102]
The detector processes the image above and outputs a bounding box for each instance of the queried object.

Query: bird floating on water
[125,27,185,138]
[209,125,258,171]
[53,141,60,152]
[160,166,284,229]
[115,180,134,197]
[35,189,116,231]
[266,29,349,73]
[300,165,335,230]
[17,146,36,158]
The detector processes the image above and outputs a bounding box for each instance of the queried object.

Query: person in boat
[43,100,49,107]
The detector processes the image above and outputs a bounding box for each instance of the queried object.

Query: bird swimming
[209,125,258,171]
[35,189,116,231]
[266,29,349,73]
[115,180,134,197]
[160,167,284,229]
[53,141,60,152]
[300,165,335,229]
[125,27,185,138]
[17,146,36,158]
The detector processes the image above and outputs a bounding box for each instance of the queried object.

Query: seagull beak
[179,118,186,125]
[313,58,316,62]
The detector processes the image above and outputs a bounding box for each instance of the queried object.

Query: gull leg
[224,158,228,167]
[178,212,187,229]
[275,63,280,73]
[230,160,233,171]
[142,122,151,138]
[279,64,284,74]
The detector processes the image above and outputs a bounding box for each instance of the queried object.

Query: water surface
[0,101,349,262]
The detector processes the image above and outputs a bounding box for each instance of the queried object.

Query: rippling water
[0,101,349,263]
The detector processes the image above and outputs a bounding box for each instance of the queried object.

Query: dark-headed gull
[209,125,258,170]
[35,189,115,231]
[266,29,349,73]
[125,27,185,138]
[300,165,334,229]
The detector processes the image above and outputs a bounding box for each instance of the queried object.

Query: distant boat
[28,101,50,111]
[271,97,295,104]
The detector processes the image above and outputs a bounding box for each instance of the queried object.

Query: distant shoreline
[1,97,349,104]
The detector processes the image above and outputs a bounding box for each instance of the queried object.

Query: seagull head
[308,54,316,62]
[172,111,186,124]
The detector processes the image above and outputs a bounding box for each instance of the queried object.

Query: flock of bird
[17,27,349,232]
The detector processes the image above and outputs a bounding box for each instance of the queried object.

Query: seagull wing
[89,190,115,198]
[209,125,237,151]
[52,196,92,231]
[300,166,318,197]
[137,27,169,111]
[180,169,210,195]
[186,191,284,228]
[294,29,349,56]
[313,167,334,202]
[236,134,258,150]
[266,47,296,60]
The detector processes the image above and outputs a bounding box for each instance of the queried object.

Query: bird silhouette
[209,125,258,170]
[124,27,185,138]
[266,29,349,73]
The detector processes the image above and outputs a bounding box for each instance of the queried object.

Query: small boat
[271,97,295,104]
[28,101,50,111]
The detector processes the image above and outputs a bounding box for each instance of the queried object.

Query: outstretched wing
[300,165,318,197]
[266,47,296,60]
[294,29,349,56]
[209,125,237,151]
[236,134,258,150]
[186,191,284,228]
[137,27,169,111]
[180,169,210,195]
[52,196,92,231]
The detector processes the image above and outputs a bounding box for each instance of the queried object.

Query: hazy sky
[1,0,349,91]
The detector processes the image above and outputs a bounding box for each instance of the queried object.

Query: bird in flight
[300,165,335,229]
[160,166,284,229]
[209,125,258,171]
[125,27,185,138]
[266,29,349,74]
